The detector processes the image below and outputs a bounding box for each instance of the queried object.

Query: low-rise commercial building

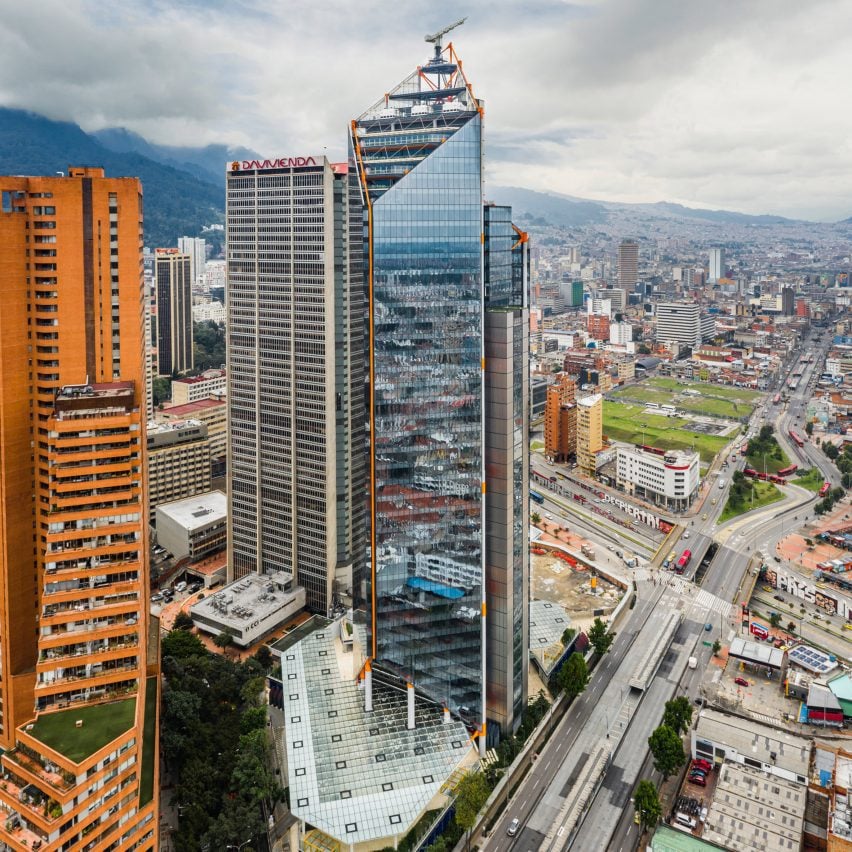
[190,571,306,647]
[616,444,700,512]
[155,490,227,562]
[159,396,226,473]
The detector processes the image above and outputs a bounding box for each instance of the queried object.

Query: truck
[688,656,698,670]
[581,543,595,560]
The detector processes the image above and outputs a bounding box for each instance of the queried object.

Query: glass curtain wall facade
[351,49,485,726]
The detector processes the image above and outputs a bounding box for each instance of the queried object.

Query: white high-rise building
[709,248,726,283]
[656,302,711,349]
[178,235,208,285]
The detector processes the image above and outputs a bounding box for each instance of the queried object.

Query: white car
[507,818,520,837]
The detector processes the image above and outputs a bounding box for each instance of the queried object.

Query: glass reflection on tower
[351,44,485,720]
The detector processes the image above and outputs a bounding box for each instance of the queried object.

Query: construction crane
[424,17,467,58]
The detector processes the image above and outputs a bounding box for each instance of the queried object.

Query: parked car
[507,818,520,837]
[734,677,749,687]
[689,775,706,787]
[175,581,188,593]
[774,594,784,602]
[773,556,781,563]
[704,623,713,631]
[762,585,774,592]
[692,759,712,772]
[151,592,163,602]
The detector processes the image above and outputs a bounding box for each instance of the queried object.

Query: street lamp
[227,840,252,851]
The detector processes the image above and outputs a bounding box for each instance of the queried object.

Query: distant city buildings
[178,235,207,284]
[656,301,715,349]
[171,367,226,404]
[618,238,639,298]
[147,419,211,523]
[155,248,193,375]
[709,247,726,282]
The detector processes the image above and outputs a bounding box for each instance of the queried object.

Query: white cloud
[0,0,850,219]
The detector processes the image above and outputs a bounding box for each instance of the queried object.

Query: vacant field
[744,445,792,474]
[794,467,827,492]
[613,377,759,421]
[603,401,730,464]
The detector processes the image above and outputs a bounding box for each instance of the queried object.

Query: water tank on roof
[378,107,399,119]
[442,100,465,113]
[411,104,430,116]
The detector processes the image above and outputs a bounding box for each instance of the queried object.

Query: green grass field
[29,698,136,762]
[744,446,792,474]
[793,467,826,492]
[613,377,759,421]
[603,401,730,464]
[719,479,784,523]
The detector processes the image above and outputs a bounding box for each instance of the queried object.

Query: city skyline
[1,1,851,220]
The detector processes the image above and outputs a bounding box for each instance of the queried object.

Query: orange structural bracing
[0,170,158,851]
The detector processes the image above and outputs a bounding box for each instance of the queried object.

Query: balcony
[3,748,74,794]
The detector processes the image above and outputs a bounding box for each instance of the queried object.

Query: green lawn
[29,698,137,763]
[530,439,544,452]
[719,479,784,523]
[793,467,826,492]
[603,401,729,463]
[140,677,157,806]
[646,377,762,403]
[745,446,792,474]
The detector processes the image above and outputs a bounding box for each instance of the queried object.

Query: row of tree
[160,623,281,851]
[633,696,695,832]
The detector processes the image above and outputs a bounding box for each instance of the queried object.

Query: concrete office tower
[226,156,365,615]
[0,169,157,851]
[576,393,603,477]
[155,248,193,375]
[656,301,706,349]
[545,373,577,462]
[782,286,795,316]
[351,42,529,741]
[709,247,726,283]
[178,235,207,285]
[618,238,639,298]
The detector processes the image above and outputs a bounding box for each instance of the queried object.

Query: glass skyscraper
[351,42,529,742]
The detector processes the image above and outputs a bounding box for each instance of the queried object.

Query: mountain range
[2,108,849,249]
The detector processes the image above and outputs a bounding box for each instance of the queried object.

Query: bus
[676,549,692,572]
[819,481,831,497]
[776,464,798,477]
[530,490,545,505]
[789,429,804,448]
[750,622,769,640]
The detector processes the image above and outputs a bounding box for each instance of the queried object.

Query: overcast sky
[1,0,851,220]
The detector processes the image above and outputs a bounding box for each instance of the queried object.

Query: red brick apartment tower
[0,169,158,850]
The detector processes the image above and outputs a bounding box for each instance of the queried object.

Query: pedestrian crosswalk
[692,588,732,618]
[650,572,731,617]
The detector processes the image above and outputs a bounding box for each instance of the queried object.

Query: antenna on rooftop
[425,17,467,59]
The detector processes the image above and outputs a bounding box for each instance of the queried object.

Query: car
[151,592,163,602]
[734,677,749,687]
[693,759,712,772]
[684,531,690,539]
[762,585,773,592]
[844,624,852,631]
[634,811,641,824]
[711,498,717,506]
[704,623,713,631]
[702,513,708,520]
[694,696,705,706]
[773,556,781,563]
[689,770,707,781]
[507,818,520,837]
[689,775,706,787]
[774,594,784,602]
[175,581,188,593]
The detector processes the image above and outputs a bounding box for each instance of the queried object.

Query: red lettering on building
[237,157,318,171]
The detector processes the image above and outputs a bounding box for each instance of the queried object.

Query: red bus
[819,482,830,497]
[776,464,798,477]
[676,549,692,572]
[750,622,769,640]
[769,474,785,484]
[789,429,804,447]
[743,468,758,477]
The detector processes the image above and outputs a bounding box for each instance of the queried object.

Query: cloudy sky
[1,0,851,220]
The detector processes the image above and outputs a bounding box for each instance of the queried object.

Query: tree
[561,627,576,646]
[531,511,541,525]
[162,628,206,660]
[253,645,273,671]
[454,771,490,850]
[633,779,662,832]
[214,631,235,655]
[843,473,852,490]
[805,422,814,436]
[173,611,194,631]
[193,320,226,371]
[647,725,686,780]
[824,442,840,461]
[787,621,797,634]
[587,617,614,657]
[557,652,589,699]
[712,639,722,655]
[153,376,171,407]
[637,343,651,355]
[769,611,782,628]
[662,696,694,735]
